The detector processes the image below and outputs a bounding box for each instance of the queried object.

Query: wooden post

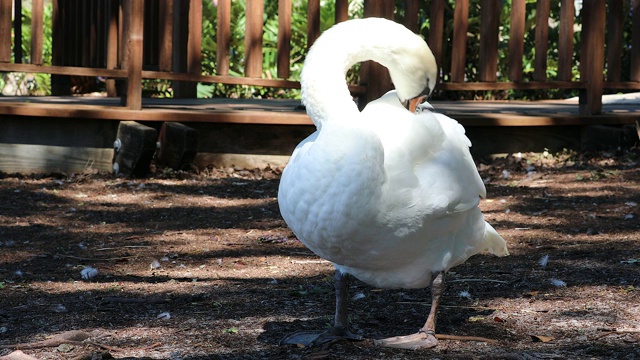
[533,0,550,81]
[106,0,119,96]
[216,0,231,76]
[606,0,623,82]
[31,0,44,65]
[479,0,499,82]
[123,0,144,110]
[335,0,349,23]
[307,0,320,48]
[0,0,12,62]
[428,0,445,73]
[580,1,605,115]
[359,0,395,107]
[277,0,292,78]
[451,0,469,82]
[508,0,525,81]
[245,0,264,78]
[158,0,174,72]
[404,0,419,33]
[558,0,575,82]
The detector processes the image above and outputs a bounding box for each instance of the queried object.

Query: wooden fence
[0,0,639,124]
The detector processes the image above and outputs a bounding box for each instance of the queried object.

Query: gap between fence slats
[451,0,469,82]
[12,0,21,63]
[216,0,230,76]
[534,0,550,81]
[479,0,499,82]
[245,0,263,78]
[277,0,292,79]
[557,0,574,81]
[307,0,320,49]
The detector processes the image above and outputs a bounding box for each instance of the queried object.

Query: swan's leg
[281,270,362,347]
[374,271,445,350]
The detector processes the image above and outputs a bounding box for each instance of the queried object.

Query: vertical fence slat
[533,0,550,81]
[307,0,320,49]
[106,0,119,96]
[31,0,44,64]
[428,0,445,71]
[245,0,263,78]
[580,1,605,114]
[479,0,499,82]
[451,0,469,82]
[360,0,394,106]
[124,0,144,110]
[216,0,230,76]
[188,0,202,74]
[606,0,623,82]
[0,0,12,62]
[335,0,348,23]
[632,0,640,81]
[557,0,574,81]
[404,0,419,33]
[277,0,292,78]
[159,0,173,71]
[508,0,525,81]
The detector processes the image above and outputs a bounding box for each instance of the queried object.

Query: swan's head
[384,32,437,110]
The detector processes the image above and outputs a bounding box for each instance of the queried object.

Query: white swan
[278,17,509,350]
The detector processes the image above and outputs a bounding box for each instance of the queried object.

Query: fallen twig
[436,333,499,344]
[449,279,509,284]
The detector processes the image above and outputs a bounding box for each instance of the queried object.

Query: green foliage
[4,0,637,101]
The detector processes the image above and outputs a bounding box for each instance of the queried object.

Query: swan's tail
[483,223,509,257]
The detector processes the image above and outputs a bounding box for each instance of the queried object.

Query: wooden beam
[158,0,173,72]
[277,0,292,78]
[187,0,202,74]
[30,0,44,65]
[123,0,144,110]
[216,0,231,76]
[533,0,550,81]
[307,0,320,48]
[428,0,445,72]
[479,0,499,82]
[451,0,469,82]
[558,0,575,81]
[0,0,12,62]
[404,0,420,33]
[106,0,119,96]
[580,1,605,114]
[508,0,525,81]
[245,0,264,78]
[335,0,349,23]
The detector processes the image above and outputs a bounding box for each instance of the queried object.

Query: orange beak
[408,95,428,113]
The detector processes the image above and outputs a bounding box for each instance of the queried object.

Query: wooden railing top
[0,0,639,121]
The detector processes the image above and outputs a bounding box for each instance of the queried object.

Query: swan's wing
[362,92,485,218]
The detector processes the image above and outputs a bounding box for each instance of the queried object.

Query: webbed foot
[281,329,362,348]
[374,330,438,350]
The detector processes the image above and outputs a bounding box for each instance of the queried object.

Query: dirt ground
[0,149,639,360]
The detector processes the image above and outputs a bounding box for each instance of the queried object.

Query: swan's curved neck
[301,19,404,129]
